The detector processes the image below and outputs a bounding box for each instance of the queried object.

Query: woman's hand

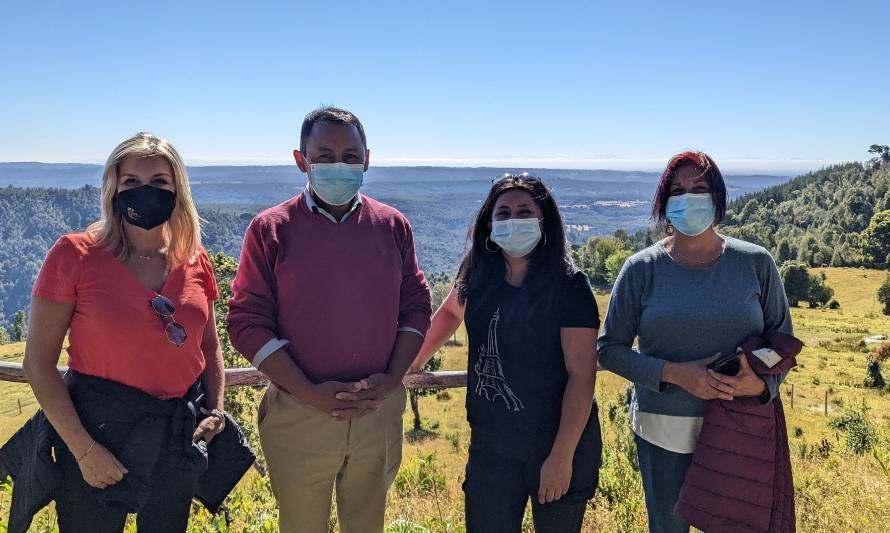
[707,349,767,397]
[193,415,225,444]
[662,353,735,400]
[538,452,573,504]
[77,441,129,489]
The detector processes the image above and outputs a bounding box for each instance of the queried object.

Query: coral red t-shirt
[33,233,219,399]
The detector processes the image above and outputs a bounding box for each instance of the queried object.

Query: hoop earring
[666,221,674,236]
[542,233,548,246]
[485,238,499,253]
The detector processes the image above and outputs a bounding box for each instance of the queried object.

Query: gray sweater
[597,237,793,450]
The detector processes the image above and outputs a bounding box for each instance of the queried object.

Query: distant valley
[0,163,791,325]
[0,162,790,260]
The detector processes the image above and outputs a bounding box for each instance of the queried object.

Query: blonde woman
[15,132,225,532]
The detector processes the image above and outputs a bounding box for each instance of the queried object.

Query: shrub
[875,341,890,363]
[829,402,879,455]
[595,397,645,531]
[385,520,428,533]
[394,453,446,496]
[845,418,879,455]
[605,248,634,284]
[210,252,264,454]
[864,361,886,389]
[807,274,835,308]
[607,402,620,423]
[816,437,833,458]
[779,262,834,307]
[878,273,890,315]
[780,262,811,307]
[830,404,867,431]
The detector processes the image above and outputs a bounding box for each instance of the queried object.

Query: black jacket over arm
[0,371,255,533]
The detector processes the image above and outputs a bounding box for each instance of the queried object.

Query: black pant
[53,394,202,533]
[54,442,200,533]
[463,412,602,533]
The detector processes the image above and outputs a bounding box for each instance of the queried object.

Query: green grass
[0,342,39,440]
[392,268,890,531]
[0,340,68,441]
[0,342,26,361]
[1,268,889,532]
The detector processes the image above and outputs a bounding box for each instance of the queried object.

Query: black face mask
[114,185,177,230]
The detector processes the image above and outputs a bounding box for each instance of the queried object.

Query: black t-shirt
[465,271,600,459]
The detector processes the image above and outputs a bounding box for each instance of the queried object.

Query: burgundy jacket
[677,331,803,533]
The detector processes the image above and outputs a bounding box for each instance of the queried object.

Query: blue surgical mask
[308,163,364,206]
[666,193,716,236]
[490,218,543,258]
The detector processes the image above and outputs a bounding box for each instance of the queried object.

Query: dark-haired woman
[597,151,793,533]
[410,174,602,532]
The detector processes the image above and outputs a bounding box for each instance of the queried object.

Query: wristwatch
[200,407,226,430]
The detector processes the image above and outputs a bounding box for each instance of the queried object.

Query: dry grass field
[1,268,888,532]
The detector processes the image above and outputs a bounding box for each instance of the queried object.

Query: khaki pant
[258,384,406,533]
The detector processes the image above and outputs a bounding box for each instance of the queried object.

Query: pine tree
[777,239,793,264]
[861,210,890,265]
[12,310,26,342]
[878,273,890,316]
[830,248,844,267]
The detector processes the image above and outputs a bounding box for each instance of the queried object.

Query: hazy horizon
[0,159,826,177]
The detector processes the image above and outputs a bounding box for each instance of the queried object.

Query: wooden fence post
[17,397,22,415]
[790,383,794,409]
[824,389,828,416]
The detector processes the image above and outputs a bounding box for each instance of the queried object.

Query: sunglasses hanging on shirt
[150,294,187,347]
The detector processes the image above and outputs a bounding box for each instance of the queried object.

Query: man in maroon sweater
[227,106,432,533]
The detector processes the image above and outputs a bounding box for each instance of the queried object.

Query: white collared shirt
[304,185,363,224]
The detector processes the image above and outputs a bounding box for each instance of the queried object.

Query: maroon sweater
[677,331,803,533]
[227,193,432,383]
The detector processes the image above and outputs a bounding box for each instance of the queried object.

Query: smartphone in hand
[707,352,741,376]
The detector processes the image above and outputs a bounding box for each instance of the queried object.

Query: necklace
[667,239,725,266]
[134,247,166,262]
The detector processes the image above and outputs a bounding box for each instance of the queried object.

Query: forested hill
[721,160,890,267]
[569,153,889,290]
[0,187,99,324]
[3,158,888,327]
[0,186,250,326]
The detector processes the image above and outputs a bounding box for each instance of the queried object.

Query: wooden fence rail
[0,361,468,389]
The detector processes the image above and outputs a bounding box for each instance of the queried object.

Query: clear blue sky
[1,1,887,174]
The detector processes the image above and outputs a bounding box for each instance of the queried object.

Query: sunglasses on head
[491,172,542,185]
[150,295,187,347]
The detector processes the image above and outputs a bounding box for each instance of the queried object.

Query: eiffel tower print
[474,308,524,412]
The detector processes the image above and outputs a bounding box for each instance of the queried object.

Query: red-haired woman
[597,152,794,533]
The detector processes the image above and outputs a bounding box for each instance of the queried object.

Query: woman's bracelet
[76,440,97,462]
[200,407,226,430]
